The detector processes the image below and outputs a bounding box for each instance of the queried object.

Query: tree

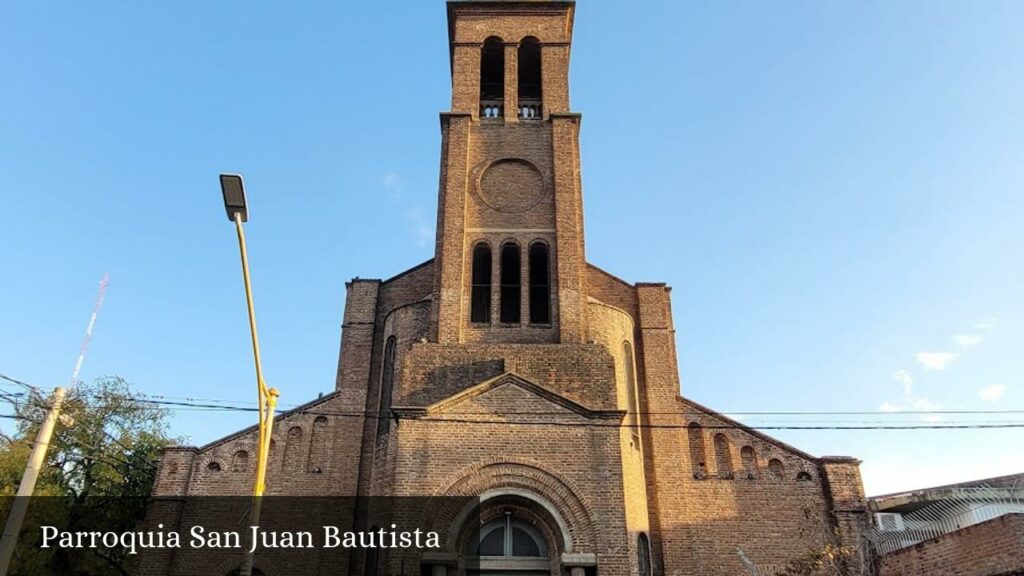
[0,376,179,575]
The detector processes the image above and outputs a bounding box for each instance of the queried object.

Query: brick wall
[878,513,1024,576]
[399,341,617,410]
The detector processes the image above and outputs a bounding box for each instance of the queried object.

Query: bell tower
[432,0,587,345]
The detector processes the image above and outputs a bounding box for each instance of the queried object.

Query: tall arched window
[623,341,640,443]
[283,426,304,471]
[378,337,397,436]
[308,416,328,473]
[687,422,707,479]
[768,458,785,480]
[500,242,521,323]
[480,37,505,118]
[637,533,652,576]
[714,433,733,478]
[471,243,492,323]
[528,242,550,324]
[740,445,757,479]
[517,37,542,119]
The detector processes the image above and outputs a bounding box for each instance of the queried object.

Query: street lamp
[220,173,279,576]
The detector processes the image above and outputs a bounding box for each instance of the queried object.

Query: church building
[151,2,870,575]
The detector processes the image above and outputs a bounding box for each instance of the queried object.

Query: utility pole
[0,387,67,575]
[0,273,107,575]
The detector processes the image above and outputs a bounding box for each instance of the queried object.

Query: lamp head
[219,173,248,222]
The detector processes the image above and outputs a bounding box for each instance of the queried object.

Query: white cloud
[974,317,999,331]
[952,334,982,348]
[907,396,942,422]
[402,207,433,247]
[915,352,959,371]
[878,402,902,413]
[891,370,914,396]
[381,173,434,247]
[978,384,1007,402]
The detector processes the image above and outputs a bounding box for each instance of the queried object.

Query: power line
[0,413,156,472]
[134,398,1024,421]
[0,373,39,393]
[391,417,1024,431]
[121,395,1024,418]
[119,391,1024,416]
[90,399,1024,431]
[5,371,1024,431]
[7,370,1024,417]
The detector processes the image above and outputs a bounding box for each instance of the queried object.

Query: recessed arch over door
[450,488,574,576]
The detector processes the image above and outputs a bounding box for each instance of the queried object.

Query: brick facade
[149,2,869,575]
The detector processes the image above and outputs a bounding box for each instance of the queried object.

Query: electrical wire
[4,371,1024,431]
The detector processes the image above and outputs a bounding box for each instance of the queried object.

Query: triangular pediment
[393,372,623,421]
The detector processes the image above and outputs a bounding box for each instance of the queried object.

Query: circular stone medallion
[478,159,545,213]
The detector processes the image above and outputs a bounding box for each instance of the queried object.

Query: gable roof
[678,395,821,462]
[162,390,344,454]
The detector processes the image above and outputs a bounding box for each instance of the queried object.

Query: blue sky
[1,1,1021,496]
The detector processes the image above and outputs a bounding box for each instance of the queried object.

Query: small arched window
[797,471,813,482]
[467,515,548,558]
[500,242,521,323]
[378,337,397,436]
[623,341,640,443]
[714,433,733,478]
[528,242,550,324]
[471,243,492,323]
[638,533,652,576]
[740,446,757,479]
[480,36,505,117]
[517,37,542,119]
[687,422,707,479]
[231,450,249,472]
[768,458,785,480]
[207,461,221,472]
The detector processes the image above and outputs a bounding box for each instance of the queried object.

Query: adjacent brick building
[877,514,1024,576]
[150,2,869,575]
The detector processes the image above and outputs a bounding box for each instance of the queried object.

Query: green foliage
[0,376,179,575]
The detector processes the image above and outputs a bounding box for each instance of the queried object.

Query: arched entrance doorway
[435,463,598,576]
[459,495,562,576]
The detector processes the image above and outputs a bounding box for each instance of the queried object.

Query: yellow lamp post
[220,174,280,576]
